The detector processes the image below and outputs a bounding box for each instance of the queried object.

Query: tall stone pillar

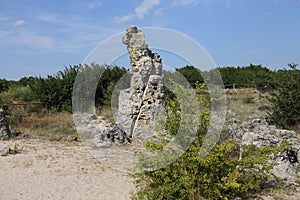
[121,25,165,138]
[0,108,11,140]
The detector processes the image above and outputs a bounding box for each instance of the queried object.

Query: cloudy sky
[0,0,299,80]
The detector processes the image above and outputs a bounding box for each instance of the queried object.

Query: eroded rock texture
[226,118,300,184]
[0,109,11,140]
[122,25,164,137]
[93,26,165,147]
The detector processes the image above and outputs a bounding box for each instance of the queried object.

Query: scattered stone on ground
[93,123,131,148]
[0,143,22,156]
[49,135,78,142]
[226,117,300,184]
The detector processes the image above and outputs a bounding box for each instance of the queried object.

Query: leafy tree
[268,66,300,128]
[288,62,298,70]
[218,64,276,91]
[0,80,3,93]
[0,78,10,92]
[29,64,127,112]
[30,65,80,112]
[176,65,204,88]
[18,76,37,87]
[175,64,277,91]
[95,65,128,107]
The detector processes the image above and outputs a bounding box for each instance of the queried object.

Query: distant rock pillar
[0,108,11,140]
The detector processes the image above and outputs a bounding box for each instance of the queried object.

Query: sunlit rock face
[120,25,165,138]
[0,109,11,140]
[93,25,165,147]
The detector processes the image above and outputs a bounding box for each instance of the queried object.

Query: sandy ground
[2,139,300,200]
[0,139,135,200]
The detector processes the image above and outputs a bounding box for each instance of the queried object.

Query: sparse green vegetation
[131,82,285,200]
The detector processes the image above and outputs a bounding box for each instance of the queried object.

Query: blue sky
[0,0,299,80]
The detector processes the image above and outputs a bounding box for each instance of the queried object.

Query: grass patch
[7,107,77,140]
[226,88,270,122]
[242,94,255,104]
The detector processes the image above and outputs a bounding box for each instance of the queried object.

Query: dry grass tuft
[226,88,270,122]
[6,106,76,140]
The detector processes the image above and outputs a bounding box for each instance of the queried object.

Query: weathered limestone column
[0,108,11,140]
[93,26,166,147]
[122,25,165,138]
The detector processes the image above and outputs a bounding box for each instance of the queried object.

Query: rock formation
[93,25,165,147]
[122,25,164,137]
[226,118,300,184]
[0,109,11,140]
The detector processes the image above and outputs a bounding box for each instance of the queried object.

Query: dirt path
[0,139,135,200]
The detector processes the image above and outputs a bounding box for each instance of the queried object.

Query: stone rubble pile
[227,118,298,146]
[226,118,300,184]
[93,123,131,148]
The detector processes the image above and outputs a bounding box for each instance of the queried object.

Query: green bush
[30,65,80,112]
[131,82,284,200]
[131,139,283,199]
[29,64,127,112]
[267,68,300,128]
[9,86,36,102]
[0,78,10,92]
[0,92,12,104]
[219,64,277,92]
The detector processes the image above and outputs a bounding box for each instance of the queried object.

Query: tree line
[177,64,279,91]
[1,63,299,128]
[0,64,127,112]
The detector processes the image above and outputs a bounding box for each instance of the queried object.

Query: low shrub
[9,86,36,102]
[131,82,285,200]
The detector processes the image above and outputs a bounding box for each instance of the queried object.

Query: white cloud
[1,12,120,55]
[113,14,136,23]
[30,13,121,53]
[0,28,56,54]
[154,8,164,16]
[37,13,90,29]
[114,0,160,23]
[85,1,102,10]
[171,0,200,7]
[16,30,55,50]
[14,19,25,27]
[171,0,231,8]
[135,0,160,19]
